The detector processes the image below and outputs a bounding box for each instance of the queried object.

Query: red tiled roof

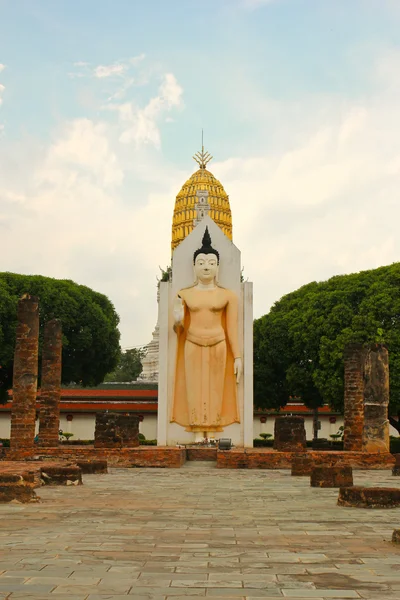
[60,389,157,398]
[7,388,158,399]
[1,388,339,415]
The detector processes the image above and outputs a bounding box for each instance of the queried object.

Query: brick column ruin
[343,344,365,451]
[94,412,139,448]
[38,319,62,447]
[10,295,39,451]
[363,344,389,453]
[274,416,307,452]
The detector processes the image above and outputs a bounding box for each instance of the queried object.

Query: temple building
[139,144,233,381]
[0,388,345,443]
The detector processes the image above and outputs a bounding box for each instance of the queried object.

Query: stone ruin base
[310,465,353,488]
[0,473,39,503]
[217,449,395,470]
[1,447,395,470]
[76,460,108,474]
[40,465,82,486]
[392,530,400,543]
[392,454,400,476]
[186,448,217,461]
[338,486,400,508]
[274,416,307,452]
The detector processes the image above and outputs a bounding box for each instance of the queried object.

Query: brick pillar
[343,344,365,451]
[363,344,389,453]
[10,295,39,451]
[38,319,62,447]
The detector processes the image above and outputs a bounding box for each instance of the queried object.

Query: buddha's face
[194,253,218,284]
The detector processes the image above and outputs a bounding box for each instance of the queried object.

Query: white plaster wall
[253,416,345,441]
[57,413,158,441]
[0,415,39,439]
[0,412,398,443]
[0,414,11,438]
[59,414,95,440]
[140,415,157,440]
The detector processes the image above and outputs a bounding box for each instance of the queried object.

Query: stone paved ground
[1,463,400,600]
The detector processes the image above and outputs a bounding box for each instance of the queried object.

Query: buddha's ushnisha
[171,228,242,440]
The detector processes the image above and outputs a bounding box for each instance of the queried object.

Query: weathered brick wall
[274,416,306,452]
[363,344,389,453]
[217,449,394,470]
[343,344,365,451]
[1,447,393,470]
[38,319,62,447]
[94,412,139,448]
[186,448,217,461]
[4,446,186,468]
[10,295,40,452]
[291,453,313,476]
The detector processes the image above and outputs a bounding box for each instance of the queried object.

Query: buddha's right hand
[173,295,184,326]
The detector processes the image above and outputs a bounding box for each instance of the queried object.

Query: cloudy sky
[1,0,400,349]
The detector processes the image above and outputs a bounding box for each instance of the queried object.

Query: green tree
[0,273,120,401]
[159,265,172,282]
[104,348,146,382]
[254,262,400,432]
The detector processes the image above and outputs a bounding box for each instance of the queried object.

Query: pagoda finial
[193,130,213,169]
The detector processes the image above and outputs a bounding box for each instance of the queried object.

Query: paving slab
[0,466,400,598]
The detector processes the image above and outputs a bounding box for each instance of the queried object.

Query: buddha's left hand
[234,357,242,384]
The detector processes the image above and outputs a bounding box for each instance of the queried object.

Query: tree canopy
[0,273,120,401]
[254,262,400,420]
[104,348,145,382]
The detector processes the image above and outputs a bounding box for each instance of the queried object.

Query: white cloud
[37,118,124,189]
[0,64,5,73]
[70,55,148,100]
[110,73,183,147]
[212,51,400,321]
[160,73,184,108]
[3,48,400,352]
[129,54,146,66]
[94,63,126,78]
[0,73,5,131]
[72,55,146,81]
[0,80,182,346]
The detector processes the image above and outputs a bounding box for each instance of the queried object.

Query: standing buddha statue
[171,227,242,441]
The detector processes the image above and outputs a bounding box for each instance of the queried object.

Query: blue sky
[1,0,400,347]
[3,0,399,150]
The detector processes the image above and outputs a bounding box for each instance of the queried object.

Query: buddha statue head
[193,227,219,286]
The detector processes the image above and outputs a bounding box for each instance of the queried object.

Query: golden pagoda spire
[171,135,232,251]
[193,130,213,170]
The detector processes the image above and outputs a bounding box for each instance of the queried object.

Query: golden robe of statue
[172,285,241,433]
